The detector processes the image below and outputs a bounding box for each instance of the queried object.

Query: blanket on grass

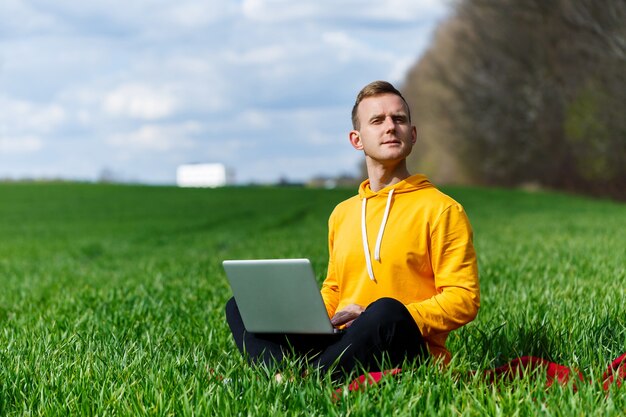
[336,352,626,398]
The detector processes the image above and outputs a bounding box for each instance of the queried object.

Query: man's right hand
[330,303,365,328]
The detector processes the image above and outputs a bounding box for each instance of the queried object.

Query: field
[0,182,624,416]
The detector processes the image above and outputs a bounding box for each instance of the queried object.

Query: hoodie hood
[358,173,433,199]
[358,174,433,281]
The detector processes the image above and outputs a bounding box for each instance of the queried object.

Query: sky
[0,0,451,185]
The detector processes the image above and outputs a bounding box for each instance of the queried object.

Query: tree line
[403,0,625,199]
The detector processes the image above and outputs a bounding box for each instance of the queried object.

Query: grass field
[0,182,624,416]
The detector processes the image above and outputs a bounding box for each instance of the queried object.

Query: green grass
[0,182,624,416]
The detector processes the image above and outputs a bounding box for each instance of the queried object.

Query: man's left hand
[330,304,365,328]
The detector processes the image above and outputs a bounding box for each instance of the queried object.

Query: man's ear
[411,126,417,144]
[349,130,363,150]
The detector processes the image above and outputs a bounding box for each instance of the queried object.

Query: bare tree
[404,0,626,198]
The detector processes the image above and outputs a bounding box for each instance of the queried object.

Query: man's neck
[365,160,411,192]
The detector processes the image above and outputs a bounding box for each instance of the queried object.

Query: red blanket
[336,352,626,397]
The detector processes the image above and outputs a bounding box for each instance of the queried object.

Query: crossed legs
[225,297,427,379]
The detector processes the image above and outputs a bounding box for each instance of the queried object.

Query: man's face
[350,93,416,166]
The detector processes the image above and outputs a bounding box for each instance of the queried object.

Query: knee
[351,298,424,350]
[363,297,413,326]
[367,297,406,315]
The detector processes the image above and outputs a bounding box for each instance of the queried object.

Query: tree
[404,0,626,198]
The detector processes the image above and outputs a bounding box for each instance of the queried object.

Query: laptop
[222,258,341,334]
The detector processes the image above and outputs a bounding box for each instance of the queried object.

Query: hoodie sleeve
[407,203,480,337]
[321,210,340,318]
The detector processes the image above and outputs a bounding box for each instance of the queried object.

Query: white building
[176,163,233,188]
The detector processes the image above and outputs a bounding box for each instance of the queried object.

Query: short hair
[351,80,411,129]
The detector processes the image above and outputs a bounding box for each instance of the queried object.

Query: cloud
[0,136,44,153]
[224,45,287,65]
[202,139,248,162]
[234,110,273,130]
[237,151,362,184]
[320,30,413,75]
[357,0,449,22]
[388,56,419,84]
[102,84,178,120]
[321,32,368,63]
[105,122,201,152]
[305,131,342,146]
[162,1,233,27]
[241,0,320,21]
[241,0,447,23]
[206,106,349,140]
[7,0,239,39]
[0,96,66,137]
[0,0,60,36]
[322,31,362,49]
[2,0,450,184]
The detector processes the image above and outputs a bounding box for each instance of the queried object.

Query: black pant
[225,296,427,379]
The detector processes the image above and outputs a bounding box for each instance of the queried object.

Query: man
[226,80,480,379]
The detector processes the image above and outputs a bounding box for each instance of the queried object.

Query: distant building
[176,163,233,188]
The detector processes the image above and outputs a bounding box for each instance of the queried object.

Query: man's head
[348,81,417,170]
[351,80,411,130]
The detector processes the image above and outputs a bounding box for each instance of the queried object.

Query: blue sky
[0,0,450,185]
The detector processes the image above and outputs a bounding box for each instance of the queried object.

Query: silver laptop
[223,258,340,334]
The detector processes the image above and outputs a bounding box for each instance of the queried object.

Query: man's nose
[383,116,396,131]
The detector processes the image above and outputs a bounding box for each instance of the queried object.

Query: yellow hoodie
[321,174,480,362]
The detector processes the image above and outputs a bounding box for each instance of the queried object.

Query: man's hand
[330,303,365,328]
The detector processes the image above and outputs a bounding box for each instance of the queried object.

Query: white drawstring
[374,189,394,262]
[361,189,394,282]
[361,197,376,281]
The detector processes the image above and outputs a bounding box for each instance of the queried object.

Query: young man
[226,80,480,378]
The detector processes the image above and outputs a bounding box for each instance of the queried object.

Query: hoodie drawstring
[361,189,394,281]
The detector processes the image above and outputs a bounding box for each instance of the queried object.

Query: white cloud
[209,106,349,139]
[2,0,449,184]
[225,45,287,65]
[0,96,66,133]
[320,31,399,66]
[322,32,361,49]
[321,32,365,63]
[163,1,228,27]
[358,0,448,22]
[9,0,239,38]
[105,122,201,152]
[241,0,448,23]
[306,131,341,146]
[242,0,321,21]
[236,111,272,130]
[163,56,215,75]
[0,0,60,35]
[203,139,248,162]
[238,151,361,184]
[0,136,44,153]
[102,84,178,120]
[388,56,418,84]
